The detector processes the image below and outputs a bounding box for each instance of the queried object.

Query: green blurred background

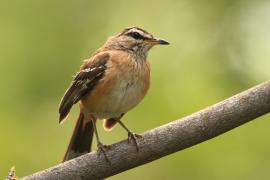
[1,0,270,179]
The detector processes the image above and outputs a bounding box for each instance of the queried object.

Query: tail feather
[63,112,94,162]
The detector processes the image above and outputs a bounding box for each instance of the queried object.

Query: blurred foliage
[0,0,270,179]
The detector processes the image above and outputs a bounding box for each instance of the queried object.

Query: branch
[22,81,270,180]
[6,166,17,180]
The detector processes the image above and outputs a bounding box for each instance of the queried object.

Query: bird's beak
[144,37,170,45]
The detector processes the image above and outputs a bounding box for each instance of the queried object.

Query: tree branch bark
[22,81,270,180]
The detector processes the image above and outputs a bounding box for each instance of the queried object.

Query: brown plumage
[59,27,169,162]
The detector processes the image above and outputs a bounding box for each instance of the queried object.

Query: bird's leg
[117,120,142,151]
[91,117,110,162]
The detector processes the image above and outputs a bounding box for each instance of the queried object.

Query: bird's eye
[127,32,143,40]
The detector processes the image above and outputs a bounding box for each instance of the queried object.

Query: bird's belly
[81,77,149,119]
[81,52,150,119]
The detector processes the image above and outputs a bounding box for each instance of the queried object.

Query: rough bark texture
[22,81,270,180]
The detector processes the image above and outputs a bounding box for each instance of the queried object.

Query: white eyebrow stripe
[129,29,143,34]
[127,28,152,39]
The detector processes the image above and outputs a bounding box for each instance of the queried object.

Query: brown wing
[59,53,109,123]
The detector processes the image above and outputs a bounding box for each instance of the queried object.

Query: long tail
[62,111,94,162]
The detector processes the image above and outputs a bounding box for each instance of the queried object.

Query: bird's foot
[128,132,142,152]
[97,142,110,163]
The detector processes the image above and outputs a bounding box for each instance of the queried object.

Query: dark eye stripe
[126,32,144,40]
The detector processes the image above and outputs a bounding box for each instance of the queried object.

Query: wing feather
[59,53,109,123]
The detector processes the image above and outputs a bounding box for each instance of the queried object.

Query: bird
[59,27,169,162]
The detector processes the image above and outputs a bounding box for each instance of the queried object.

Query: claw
[128,132,142,151]
[97,143,110,163]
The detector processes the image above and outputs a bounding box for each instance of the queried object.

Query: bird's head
[105,27,169,56]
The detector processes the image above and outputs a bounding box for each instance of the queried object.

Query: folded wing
[59,53,109,123]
